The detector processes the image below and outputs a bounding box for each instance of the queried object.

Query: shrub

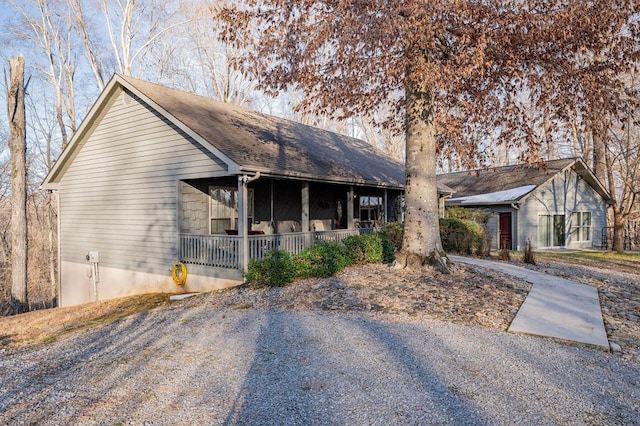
[439,218,484,255]
[343,233,383,265]
[245,249,296,288]
[247,233,394,288]
[445,207,492,255]
[380,222,404,251]
[293,241,351,278]
[523,238,536,264]
[498,246,511,261]
[379,233,396,264]
[480,229,493,257]
[446,207,490,225]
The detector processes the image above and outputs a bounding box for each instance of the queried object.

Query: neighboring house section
[42,74,406,307]
[437,158,611,251]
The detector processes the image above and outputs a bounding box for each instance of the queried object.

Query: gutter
[238,167,405,191]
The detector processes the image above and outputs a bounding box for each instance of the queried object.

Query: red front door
[499,213,512,250]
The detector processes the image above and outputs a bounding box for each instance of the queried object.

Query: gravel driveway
[1,303,639,425]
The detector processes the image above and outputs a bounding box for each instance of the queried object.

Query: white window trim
[537,213,567,248]
[571,211,592,242]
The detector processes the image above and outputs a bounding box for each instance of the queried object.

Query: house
[42,74,409,307]
[437,158,611,251]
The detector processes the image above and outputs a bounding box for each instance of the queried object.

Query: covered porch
[178,175,402,271]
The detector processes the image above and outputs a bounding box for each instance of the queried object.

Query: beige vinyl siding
[59,90,227,274]
[179,181,209,233]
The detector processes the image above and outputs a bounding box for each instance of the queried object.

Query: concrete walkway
[449,255,610,350]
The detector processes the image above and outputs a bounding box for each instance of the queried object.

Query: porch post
[384,190,388,223]
[301,182,310,231]
[302,181,312,248]
[347,186,355,229]
[238,176,249,273]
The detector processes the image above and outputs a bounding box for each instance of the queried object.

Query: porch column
[347,186,355,229]
[302,181,312,248]
[238,176,249,273]
[384,190,388,223]
[301,182,310,231]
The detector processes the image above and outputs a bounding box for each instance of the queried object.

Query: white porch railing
[179,234,239,268]
[179,229,368,269]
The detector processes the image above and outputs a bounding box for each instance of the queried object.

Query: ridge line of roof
[436,157,579,177]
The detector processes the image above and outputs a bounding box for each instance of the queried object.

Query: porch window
[538,214,566,247]
[571,212,591,242]
[359,195,383,227]
[209,186,254,234]
[209,187,236,234]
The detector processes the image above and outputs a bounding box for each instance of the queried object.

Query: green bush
[381,222,404,251]
[245,249,296,288]
[247,232,396,288]
[379,233,396,264]
[439,218,484,255]
[293,241,352,278]
[446,207,489,225]
[441,207,490,255]
[343,233,383,265]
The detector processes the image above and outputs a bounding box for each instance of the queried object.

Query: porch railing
[179,234,239,268]
[179,228,368,269]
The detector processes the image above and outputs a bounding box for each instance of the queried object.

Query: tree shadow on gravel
[221,310,492,425]
[346,317,492,424]
[222,310,326,425]
[0,309,179,424]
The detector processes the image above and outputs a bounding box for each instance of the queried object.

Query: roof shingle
[120,75,405,189]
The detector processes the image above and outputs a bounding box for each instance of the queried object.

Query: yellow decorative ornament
[171,261,187,286]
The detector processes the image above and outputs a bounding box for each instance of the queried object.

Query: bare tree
[69,0,107,91]
[6,56,28,313]
[8,0,81,307]
[604,73,640,252]
[10,0,78,150]
[0,129,10,270]
[122,0,257,107]
[100,0,189,77]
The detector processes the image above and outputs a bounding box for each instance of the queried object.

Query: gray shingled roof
[119,75,405,189]
[437,157,610,205]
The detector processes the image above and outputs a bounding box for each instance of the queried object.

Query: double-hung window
[571,212,591,242]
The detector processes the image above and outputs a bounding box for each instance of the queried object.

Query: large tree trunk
[395,82,449,272]
[600,128,628,254]
[7,56,28,313]
[612,216,626,253]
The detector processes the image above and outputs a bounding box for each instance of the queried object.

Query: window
[209,187,236,234]
[359,195,383,227]
[209,186,254,234]
[538,214,566,247]
[571,212,591,242]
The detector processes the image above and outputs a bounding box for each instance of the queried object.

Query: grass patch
[40,335,57,344]
[536,251,640,263]
[490,249,640,264]
[0,293,171,349]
